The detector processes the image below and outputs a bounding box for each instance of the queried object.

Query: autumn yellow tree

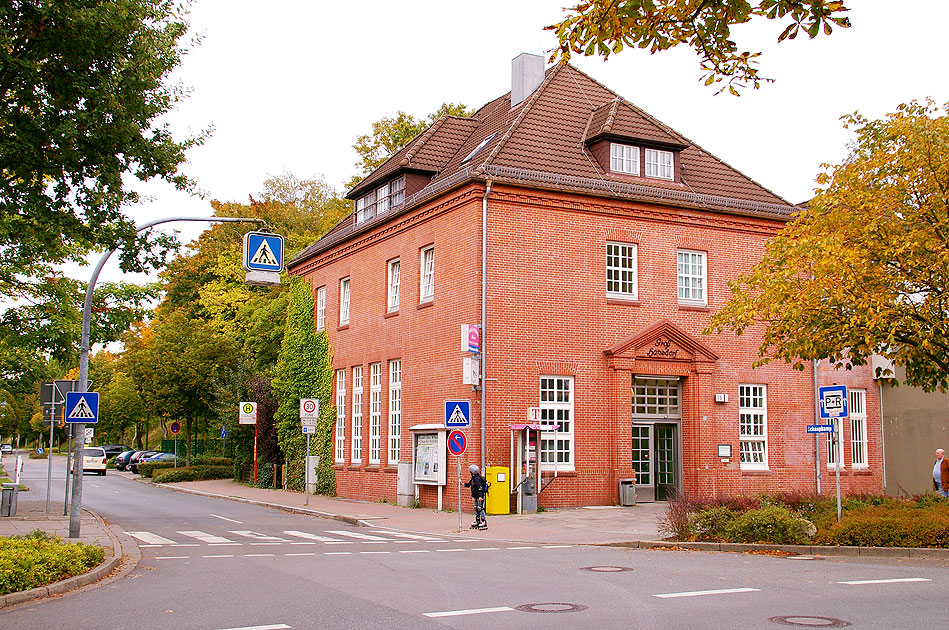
[546,0,850,93]
[708,100,949,391]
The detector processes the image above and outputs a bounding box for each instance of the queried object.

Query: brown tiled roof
[290,63,794,268]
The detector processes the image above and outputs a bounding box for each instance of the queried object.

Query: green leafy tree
[708,100,949,391]
[546,0,850,94]
[98,371,144,445]
[0,0,204,292]
[135,310,238,464]
[349,103,474,187]
[272,277,334,493]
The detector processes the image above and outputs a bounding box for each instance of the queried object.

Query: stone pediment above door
[604,319,719,375]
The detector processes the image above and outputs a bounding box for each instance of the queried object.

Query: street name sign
[818,385,849,419]
[445,400,470,428]
[65,392,98,424]
[806,424,835,434]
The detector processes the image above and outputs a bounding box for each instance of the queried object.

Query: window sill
[337,324,350,331]
[852,467,872,475]
[367,463,382,469]
[384,309,399,319]
[347,464,362,471]
[739,468,771,475]
[678,303,709,312]
[606,297,640,306]
[540,468,576,476]
[417,300,434,310]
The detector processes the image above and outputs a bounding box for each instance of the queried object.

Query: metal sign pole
[305,433,311,506]
[46,398,55,513]
[835,431,842,522]
[64,425,73,515]
[253,425,258,484]
[457,457,462,532]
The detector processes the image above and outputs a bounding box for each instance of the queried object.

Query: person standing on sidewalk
[934,449,949,498]
[463,464,488,529]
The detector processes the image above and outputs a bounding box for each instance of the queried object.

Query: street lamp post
[69,216,267,538]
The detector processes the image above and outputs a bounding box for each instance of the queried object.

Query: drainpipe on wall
[814,359,821,494]
[878,380,886,491]
[481,180,492,473]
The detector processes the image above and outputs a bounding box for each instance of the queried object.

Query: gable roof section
[290,63,795,268]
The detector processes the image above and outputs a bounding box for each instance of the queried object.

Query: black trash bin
[1,483,18,516]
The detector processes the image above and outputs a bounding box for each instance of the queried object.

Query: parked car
[113,450,136,471]
[0,443,12,454]
[79,447,107,475]
[127,450,160,473]
[101,444,132,459]
[130,452,177,473]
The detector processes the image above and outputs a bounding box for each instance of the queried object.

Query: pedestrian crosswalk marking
[126,531,176,545]
[325,530,391,542]
[229,530,290,542]
[178,530,236,544]
[370,529,441,541]
[283,530,347,543]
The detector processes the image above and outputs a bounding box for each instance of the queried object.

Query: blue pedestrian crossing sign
[243,231,284,272]
[445,400,470,428]
[65,392,99,424]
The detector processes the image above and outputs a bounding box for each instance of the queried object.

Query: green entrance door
[654,423,677,501]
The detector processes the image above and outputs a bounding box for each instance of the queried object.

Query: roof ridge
[474,64,566,176]
[602,97,621,134]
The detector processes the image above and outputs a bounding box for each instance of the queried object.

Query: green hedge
[0,531,104,595]
[153,465,234,483]
[817,503,949,547]
[136,461,176,478]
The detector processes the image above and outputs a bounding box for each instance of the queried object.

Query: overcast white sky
[100,0,949,284]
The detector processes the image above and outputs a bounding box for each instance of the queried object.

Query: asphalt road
[2,458,947,629]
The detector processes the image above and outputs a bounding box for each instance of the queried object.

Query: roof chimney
[511,53,545,107]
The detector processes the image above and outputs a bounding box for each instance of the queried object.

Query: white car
[0,444,12,454]
[80,447,107,475]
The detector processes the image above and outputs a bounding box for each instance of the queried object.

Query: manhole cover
[769,616,852,627]
[580,566,634,572]
[515,603,589,613]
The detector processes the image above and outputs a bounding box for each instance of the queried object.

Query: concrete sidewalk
[160,477,667,545]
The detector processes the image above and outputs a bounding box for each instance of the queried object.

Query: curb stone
[603,539,949,559]
[0,510,122,609]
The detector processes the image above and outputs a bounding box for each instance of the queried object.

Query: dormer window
[355,176,406,225]
[645,148,674,180]
[610,143,639,175]
[462,133,498,165]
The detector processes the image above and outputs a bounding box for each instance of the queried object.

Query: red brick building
[288,55,883,510]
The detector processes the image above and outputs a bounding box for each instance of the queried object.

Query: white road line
[286,552,317,557]
[283,530,347,543]
[202,555,234,558]
[543,545,572,548]
[837,578,932,584]
[437,548,465,553]
[156,556,189,560]
[371,529,442,541]
[245,553,276,557]
[653,587,760,599]
[209,514,243,523]
[250,543,282,546]
[399,550,430,554]
[325,552,353,555]
[454,538,479,542]
[209,543,242,546]
[216,624,291,630]
[126,531,177,545]
[472,547,499,551]
[424,606,515,618]
[170,544,200,547]
[507,546,535,550]
[360,551,391,555]
[230,530,290,542]
[325,530,392,542]
[179,530,236,544]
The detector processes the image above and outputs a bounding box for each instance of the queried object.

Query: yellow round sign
[242,402,255,414]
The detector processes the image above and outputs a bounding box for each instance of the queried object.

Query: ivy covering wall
[272,276,335,493]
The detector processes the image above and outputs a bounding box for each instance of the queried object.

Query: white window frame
[420,246,434,303]
[355,190,375,224]
[677,249,707,306]
[351,366,363,463]
[610,143,639,175]
[606,241,638,300]
[389,359,402,464]
[375,183,390,216]
[739,384,768,470]
[850,389,868,469]
[827,414,845,469]
[339,277,350,326]
[316,286,326,332]
[645,148,674,179]
[632,377,681,418]
[387,259,400,312]
[334,369,346,463]
[539,376,574,471]
[369,363,382,465]
[389,176,405,208]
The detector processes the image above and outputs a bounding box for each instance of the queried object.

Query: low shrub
[0,530,104,595]
[817,503,949,547]
[723,505,813,545]
[193,456,233,467]
[28,451,47,459]
[690,505,739,541]
[136,461,176,478]
[153,465,233,483]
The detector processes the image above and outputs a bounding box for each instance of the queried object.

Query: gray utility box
[618,479,637,506]
[396,462,414,507]
[1,483,18,516]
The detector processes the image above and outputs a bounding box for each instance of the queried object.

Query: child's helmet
[468,464,480,474]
